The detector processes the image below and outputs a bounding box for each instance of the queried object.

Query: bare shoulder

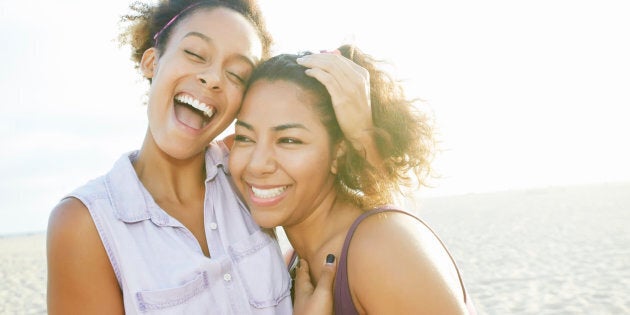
[349,210,437,257]
[47,197,103,253]
[47,198,124,314]
[347,210,468,314]
[48,197,93,233]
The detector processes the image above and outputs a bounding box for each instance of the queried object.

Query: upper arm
[46,197,124,315]
[347,212,468,315]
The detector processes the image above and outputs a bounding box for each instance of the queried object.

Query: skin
[47,7,373,315]
[229,79,469,314]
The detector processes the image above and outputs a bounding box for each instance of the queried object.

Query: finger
[294,258,315,297]
[297,53,360,81]
[304,67,369,121]
[303,67,343,98]
[313,254,338,296]
[292,255,337,315]
[319,49,341,55]
[298,54,369,103]
[308,53,366,79]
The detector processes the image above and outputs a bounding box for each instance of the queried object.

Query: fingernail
[326,254,335,264]
[319,49,341,55]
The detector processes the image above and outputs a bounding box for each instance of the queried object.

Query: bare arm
[296,52,383,168]
[348,212,468,314]
[47,198,124,314]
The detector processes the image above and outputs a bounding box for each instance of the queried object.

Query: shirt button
[223,273,232,282]
[209,222,218,230]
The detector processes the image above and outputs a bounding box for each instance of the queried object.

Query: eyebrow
[183,31,256,68]
[274,123,309,132]
[235,120,310,132]
[235,120,254,130]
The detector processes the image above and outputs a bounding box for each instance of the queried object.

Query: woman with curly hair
[229,45,477,314]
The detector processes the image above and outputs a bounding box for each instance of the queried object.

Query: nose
[246,142,277,176]
[198,65,222,91]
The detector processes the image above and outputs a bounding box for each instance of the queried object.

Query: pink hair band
[153,2,205,45]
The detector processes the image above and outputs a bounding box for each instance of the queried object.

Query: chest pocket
[134,271,216,313]
[230,229,291,308]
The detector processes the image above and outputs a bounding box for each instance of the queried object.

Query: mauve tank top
[333,207,477,315]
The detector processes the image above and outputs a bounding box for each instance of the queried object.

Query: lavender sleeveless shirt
[67,141,292,314]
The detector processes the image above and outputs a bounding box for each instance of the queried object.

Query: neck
[133,132,207,205]
[284,194,363,270]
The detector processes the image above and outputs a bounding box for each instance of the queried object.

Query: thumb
[314,254,337,296]
[292,254,338,315]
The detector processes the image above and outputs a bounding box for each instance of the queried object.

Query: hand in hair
[296,51,382,166]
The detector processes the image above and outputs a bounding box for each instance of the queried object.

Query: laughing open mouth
[174,93,215,129]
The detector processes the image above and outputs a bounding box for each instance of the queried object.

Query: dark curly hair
[118,0,273,76]
[245,45,435,209]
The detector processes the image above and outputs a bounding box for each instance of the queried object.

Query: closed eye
[184,50,205,62]
[228,71,246,84]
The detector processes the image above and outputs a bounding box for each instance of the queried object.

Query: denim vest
[68,142,292,314]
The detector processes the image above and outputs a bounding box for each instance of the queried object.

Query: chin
[251,212,281,230]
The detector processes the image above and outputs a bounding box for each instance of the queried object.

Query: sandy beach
[419,181,630,314]
[0,233,47,314]
[2,181,628,314]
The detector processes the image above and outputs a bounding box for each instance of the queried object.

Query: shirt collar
[105,141,230,225]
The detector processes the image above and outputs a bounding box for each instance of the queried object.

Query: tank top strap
[333,207,391,315]
[333,206,475,314]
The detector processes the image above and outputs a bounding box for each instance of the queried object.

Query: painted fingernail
[326,254,335,264]
[319,49,341,55]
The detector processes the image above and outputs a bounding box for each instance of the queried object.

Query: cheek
[291,150,334,179]
[226,87,246,112]
[228,152,245,176]
[228,146,254,178]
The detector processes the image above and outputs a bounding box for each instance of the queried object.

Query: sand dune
[1,182,628,314]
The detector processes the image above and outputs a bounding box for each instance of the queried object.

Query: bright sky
[1,0,629,235]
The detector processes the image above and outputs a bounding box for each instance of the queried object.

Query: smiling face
[140,7,262,159]
[229,80,340,229]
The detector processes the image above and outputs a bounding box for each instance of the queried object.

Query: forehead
[241,80,322,124]
[168,7,263,62]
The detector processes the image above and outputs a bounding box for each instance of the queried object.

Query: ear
[140,48,157,79]
[331,141,347,175]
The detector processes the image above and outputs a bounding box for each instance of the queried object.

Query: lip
[247,184,289,207]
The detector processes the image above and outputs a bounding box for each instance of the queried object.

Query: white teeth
[175,94,214,118]
[252,186,287,199]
